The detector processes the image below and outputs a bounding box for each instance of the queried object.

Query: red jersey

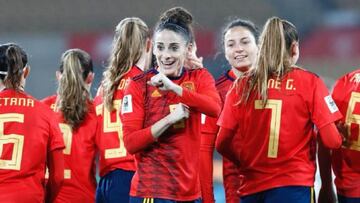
[201,69,236,134]
[41,94,57,111]
[41,95,98,203]
[0,89,64,202]
[94,66,142,177]
[201,69,241,203]
[218,67,342,196]
[122,68,221,201]
[331,69,360,197]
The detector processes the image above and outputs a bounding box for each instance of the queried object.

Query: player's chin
[161,66,180,77]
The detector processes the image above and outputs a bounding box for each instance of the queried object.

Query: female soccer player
[94,17,152,203]
[318,68,360,203]
[200,18,259,203]
[216,17,344,203]
[121,7,221,203]
[0,43,64,202]
[42,48,97,203]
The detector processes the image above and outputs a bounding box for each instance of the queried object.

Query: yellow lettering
[103,99,126,159]
[59,123,72,179]
[275,80,281,89]
[10,98,17,106]
[118,79,127,90]
[3,98,9,106]
[286,79,294,90]
[268,79,275,89]
[27,99,34,107]
[18,98,26,106]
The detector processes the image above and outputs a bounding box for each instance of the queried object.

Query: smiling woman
[121,7,222,203]
[200,18,260,203]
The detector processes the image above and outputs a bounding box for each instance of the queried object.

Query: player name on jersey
[268,78,295,90]
[0,97,34,107]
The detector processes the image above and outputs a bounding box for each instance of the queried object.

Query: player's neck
[136,52,149,71]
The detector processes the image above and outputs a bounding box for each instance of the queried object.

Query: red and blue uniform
[122,68,221,201]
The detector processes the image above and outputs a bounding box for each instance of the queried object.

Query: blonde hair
[102,17,149,110]
[238,17,298,105]
[57,49,93,129]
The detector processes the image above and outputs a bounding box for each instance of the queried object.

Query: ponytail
[57,49,92,129]
[238,17,298,105]
[102,17,149,111]
[0,43,28,90]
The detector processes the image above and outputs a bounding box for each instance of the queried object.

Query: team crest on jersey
[350,73,360,83]
[181,82,195,91]
[324,95,339,113]
[151,89,162,97]
[121,95,133,114]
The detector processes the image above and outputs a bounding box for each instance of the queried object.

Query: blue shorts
[338,194,360,203]
[96,169,135,203]
[240,186,314,203]
[129,196,202,203]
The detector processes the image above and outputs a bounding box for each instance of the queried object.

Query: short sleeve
[121,79,145,130]
[311,77,343,129]
[48,113,65,151]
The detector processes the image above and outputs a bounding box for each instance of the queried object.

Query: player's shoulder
[132,68,157,82]
[216,70,235,87]
[290,66,319,79]
[40,94,57,105]
[337,68,360,85]
[127,65,143,76]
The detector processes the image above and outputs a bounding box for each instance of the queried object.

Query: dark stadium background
[1,0,359,202]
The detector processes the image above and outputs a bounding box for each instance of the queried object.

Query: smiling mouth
[161,61,176,67]
[235,55,247,60]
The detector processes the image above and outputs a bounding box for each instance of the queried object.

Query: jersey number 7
[255,100,282,158]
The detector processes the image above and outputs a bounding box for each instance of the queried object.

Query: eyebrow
[226,36,251,42]
[169,43,180,46]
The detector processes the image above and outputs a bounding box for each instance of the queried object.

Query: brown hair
[0,43,28,90]
[155,7,194,44]
[102,17,149,111]
[238,17,298,105]
[57,48,93,129]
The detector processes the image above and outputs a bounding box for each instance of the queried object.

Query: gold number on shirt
[345,92,360,151]
[103,99,126,158]
[255,100,282,158]
[59,123,72,179]
[0,114,24,170]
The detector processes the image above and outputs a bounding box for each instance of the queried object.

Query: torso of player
[232,68,339,195]
[94,66,143,176]
[0,89,60,201]
[129,68,209,200]
[41,95,98,201]
[331,69,360,197]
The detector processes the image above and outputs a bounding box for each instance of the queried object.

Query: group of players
[0,5,359,203]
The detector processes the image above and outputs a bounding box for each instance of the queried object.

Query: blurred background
[1,0,359,202]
